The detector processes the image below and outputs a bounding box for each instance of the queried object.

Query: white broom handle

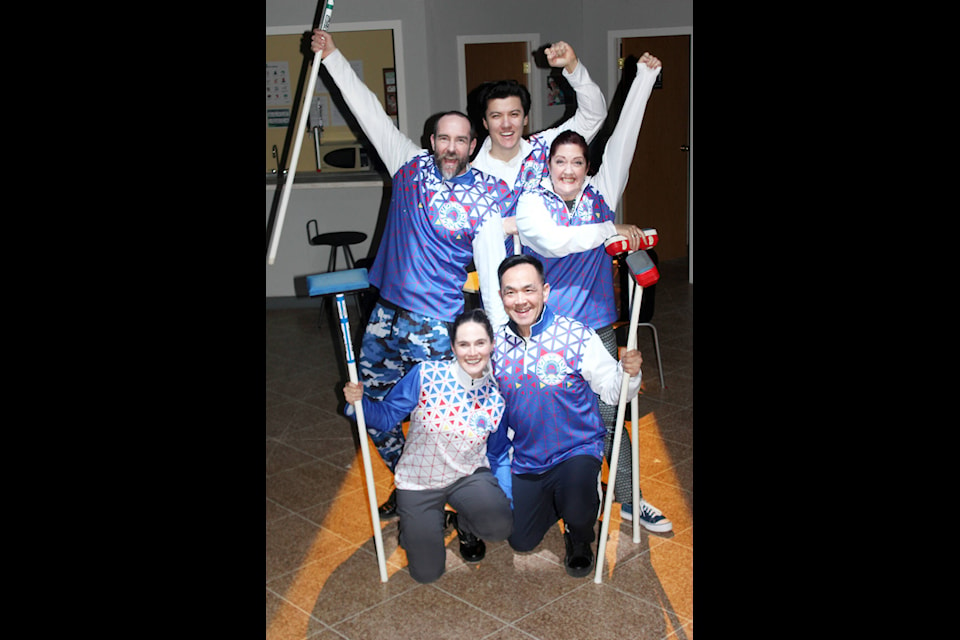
[336,294,389,582]
[628,276,642,544]
[595,279,642,583]
[267,48,323,265]
[631,392,641,544]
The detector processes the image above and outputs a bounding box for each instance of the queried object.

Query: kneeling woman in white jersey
[343,309,512,583]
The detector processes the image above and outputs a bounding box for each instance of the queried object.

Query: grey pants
[396,468,512,583]
[597,325,641,505]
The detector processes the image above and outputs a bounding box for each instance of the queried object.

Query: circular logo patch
[536,352,568,387]
[437,200,469,231]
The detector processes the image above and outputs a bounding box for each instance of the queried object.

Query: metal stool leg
[317,245,365,331]
[637,322,665,389]
[342,245,356,269]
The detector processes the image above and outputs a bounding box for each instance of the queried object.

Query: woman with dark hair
[509,52,673,534]
[343,308,512,583]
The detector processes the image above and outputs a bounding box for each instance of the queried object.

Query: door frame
[267,20,409,138]
[457,33,543,133]
[609,27,693,283]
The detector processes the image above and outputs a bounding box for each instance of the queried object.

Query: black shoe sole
[564,556,594,578]
[563,532,594,578]
[447,511,485,562]
[378,506,398,519]
[460,540,486,563]
[378,490,398,519]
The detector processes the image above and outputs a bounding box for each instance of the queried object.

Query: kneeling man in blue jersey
[490,254,642,577]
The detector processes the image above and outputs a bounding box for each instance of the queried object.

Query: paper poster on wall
[267,108,290,128]
[266,61,291,106]
[546,75,569,106]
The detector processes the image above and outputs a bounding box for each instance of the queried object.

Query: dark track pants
[508,455,602,552]
[397,468,512,584]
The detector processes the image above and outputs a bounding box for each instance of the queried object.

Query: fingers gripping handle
[604,228,658,256]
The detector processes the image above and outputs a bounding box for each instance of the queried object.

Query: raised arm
[541,41,607,144]
[312,30,420,174]
[590,53,662,209]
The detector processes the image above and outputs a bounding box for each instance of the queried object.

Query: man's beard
[435,151,468,180]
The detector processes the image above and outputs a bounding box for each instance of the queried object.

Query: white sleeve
[322,49,420,175]
[472,214,509,329]
[534,61,608,150]
[590,61,661,209]
[560,61,608,143]
[581,331,642,405]
[516,191,616,258]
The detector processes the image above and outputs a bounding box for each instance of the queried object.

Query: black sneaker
[563,532,594,578]
[378,489,398,520]
[445,511,485,562]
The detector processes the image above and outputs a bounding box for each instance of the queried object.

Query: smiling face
[453,320,494,379]
[548,142,589,201]
[483,96,528,161]
[431,113,476,179]
[499,262,550,338]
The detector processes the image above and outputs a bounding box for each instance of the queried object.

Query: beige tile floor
[266,256,693,640]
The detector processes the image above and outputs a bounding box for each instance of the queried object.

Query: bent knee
[507,536,538,553]
[409,565,445,584]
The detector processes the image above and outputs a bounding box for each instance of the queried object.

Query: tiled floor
[266,256,693,640]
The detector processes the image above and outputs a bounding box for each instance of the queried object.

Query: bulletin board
[266,29,396,175]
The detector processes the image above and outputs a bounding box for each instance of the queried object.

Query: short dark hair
[479,80,532,118]
[449,307,495,343]
[433,111,476,141]
[549,129,589,161]
[497,253,544,286]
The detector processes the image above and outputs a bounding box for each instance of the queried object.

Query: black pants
[508,455,601,551]
[397,469,512,583]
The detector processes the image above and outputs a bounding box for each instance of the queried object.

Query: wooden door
[619,36,690,262]
[465,41,531,142]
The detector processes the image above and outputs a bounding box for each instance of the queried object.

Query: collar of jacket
[504,304,555,341]
[450,357,494,388]
[428,154,476,186]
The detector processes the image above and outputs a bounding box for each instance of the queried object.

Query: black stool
[307,220,368,328]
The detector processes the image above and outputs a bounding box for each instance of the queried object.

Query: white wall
[266,181,389,299]
[265,0,694,299]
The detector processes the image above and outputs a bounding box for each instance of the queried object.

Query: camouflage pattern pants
[359,300,453,473]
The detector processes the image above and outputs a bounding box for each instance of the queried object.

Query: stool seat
[306,221,370,330]
[309,230,367,248]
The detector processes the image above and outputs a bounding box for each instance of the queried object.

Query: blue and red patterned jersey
[492,306,608,474]
[368,152,511,323]
[522,184,618,329]
[356,359,506,491]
